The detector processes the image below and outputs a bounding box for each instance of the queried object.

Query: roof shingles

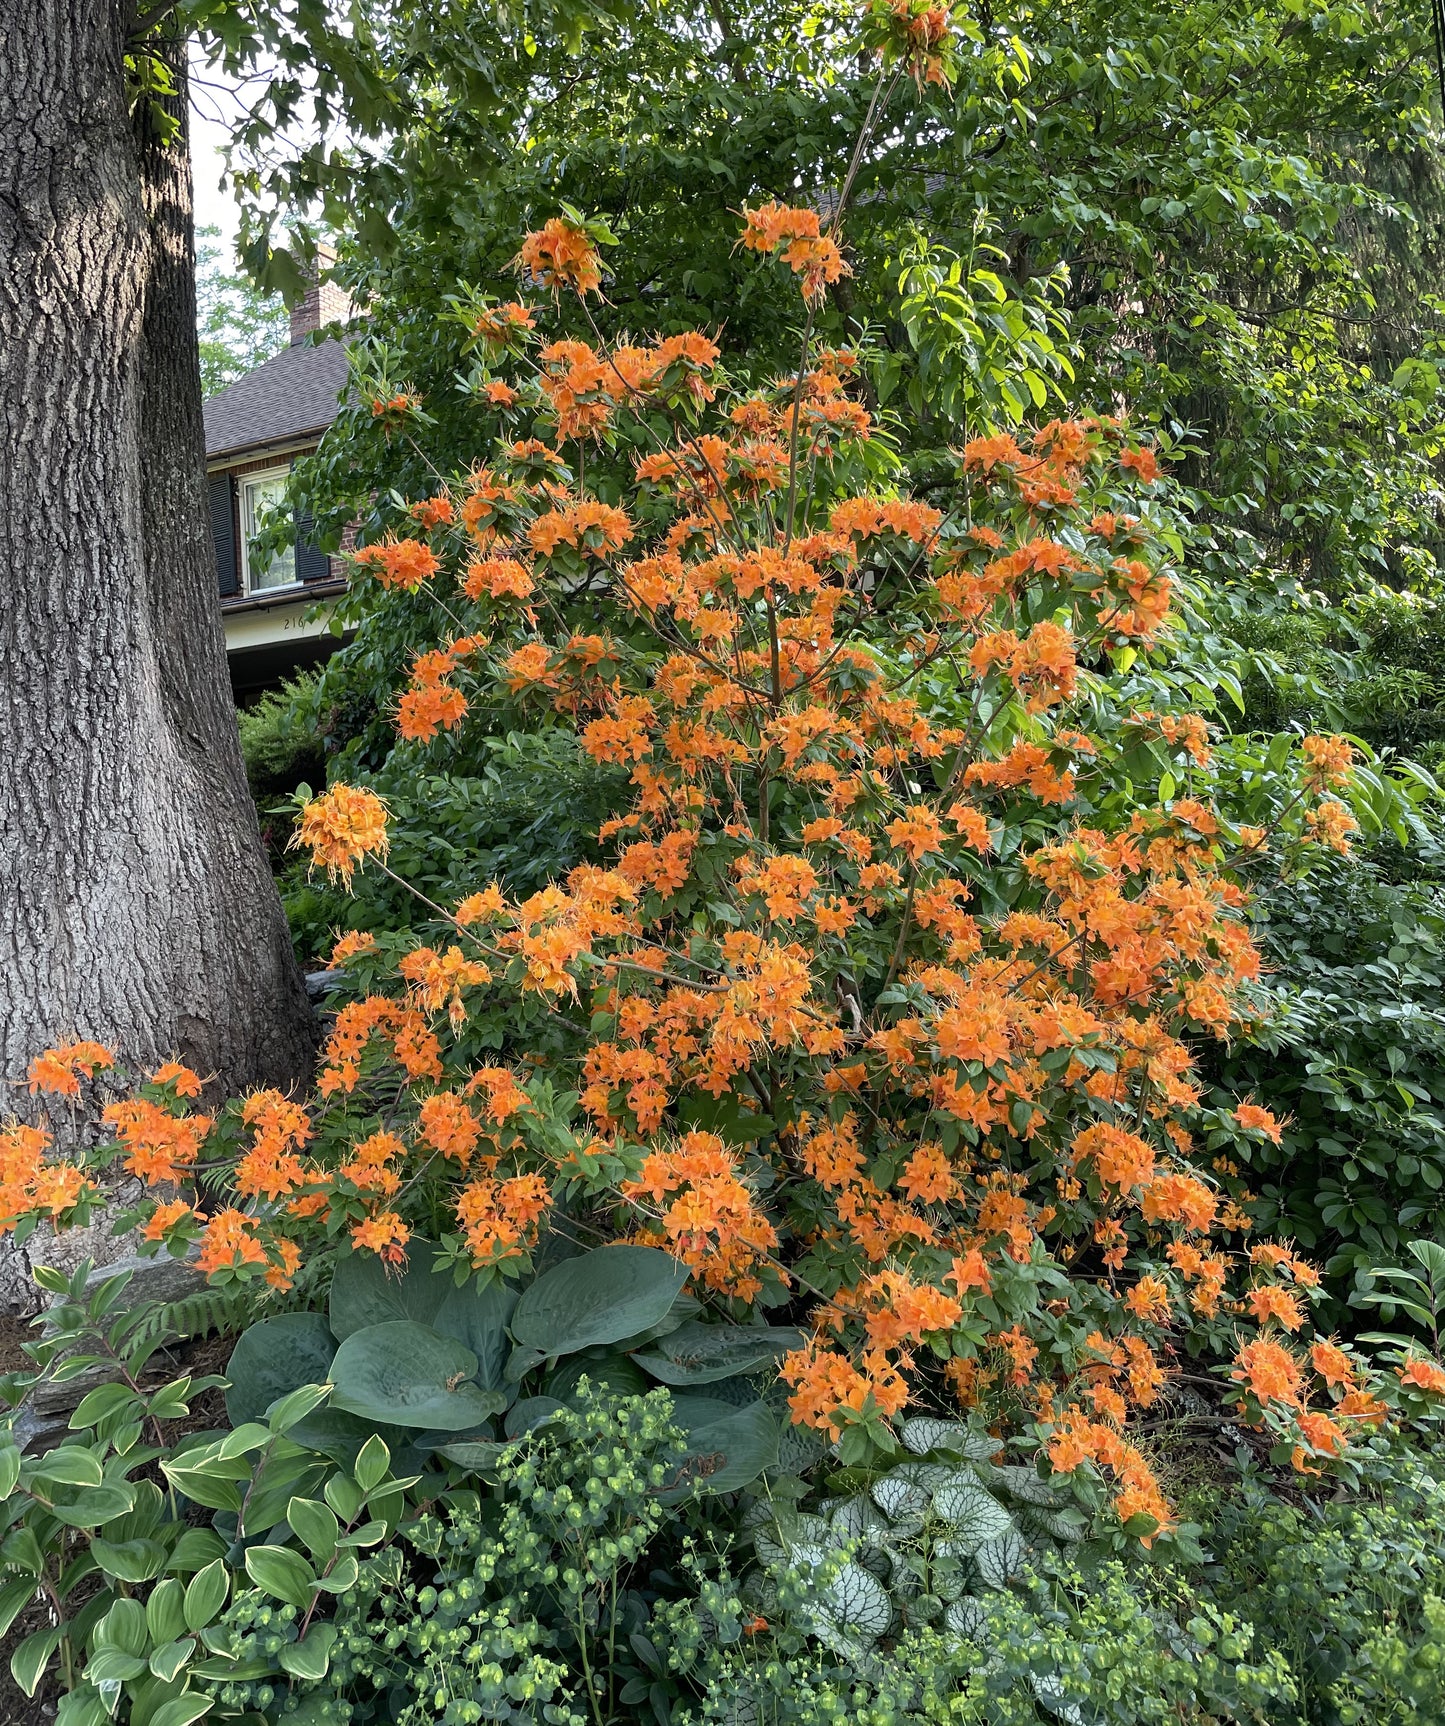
[203,338,349,461]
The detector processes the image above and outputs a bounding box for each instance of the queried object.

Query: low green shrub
[238,673,329,806]
[688,1559,1293,1725]
[1207,836,1445,1283]
[1204,1450,1445,1725]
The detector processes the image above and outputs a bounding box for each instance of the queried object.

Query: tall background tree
[0,10,314,1110]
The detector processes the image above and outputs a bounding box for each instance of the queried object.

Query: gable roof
[203,338,350,462]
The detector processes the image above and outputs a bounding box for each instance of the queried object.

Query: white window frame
[239,466,301,597]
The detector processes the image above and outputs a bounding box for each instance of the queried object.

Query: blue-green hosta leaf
[504,1396,567,1438]
[545,1352,650,1406]
[773,1418,829,1475]
[224,1312,336,1427]
[633,1322,804,1385]
[437,1439,515,1470]
[974,1526,1026,1589]
[433,1279,519,1391]
[668,1399,779,1497]
[328,1241,453,1340]
[330,1322,504,1430]
[900,1417,999,1460]
[933,1473,1014,1550]
[511,1245,689,1357]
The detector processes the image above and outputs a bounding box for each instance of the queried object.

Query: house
[204,271,352,704]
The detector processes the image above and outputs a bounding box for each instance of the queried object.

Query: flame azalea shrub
[3,0,1435,1556]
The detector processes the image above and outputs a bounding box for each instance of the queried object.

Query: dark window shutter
[209,473,238,596]
[292,461,331,584]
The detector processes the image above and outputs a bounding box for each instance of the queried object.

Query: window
[239,469,298,594]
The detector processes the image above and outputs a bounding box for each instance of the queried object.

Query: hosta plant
[221,1239,801,1496]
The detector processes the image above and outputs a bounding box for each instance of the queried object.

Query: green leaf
[0,1442,18,1499]
[433,1278,520,1390]
[85,1645,148,1683]
[12,1624,64,1697]
[69,1382,138,1430]
[279,1622,337,1681]
[224,1312,336,1427]
[328,1240,453,1339]
[184,1559,230,1632]
[29,1444,105,1488]
[147,1576,186,1646]
[314,1552,359,1594]
[98,1596,147,1655]
[0,1578,37,1639]
[89,1536,167,1583]
[511,1245,689,1357]
[330,1321,503,1430]
[287,1496,340,1559]
[244,1544,317,1612]
[324,1473,365,1523]
[633,1321,803,1385]
[48,1484,136,1527]
[149,1693,214,1726]
[353,1433,390,1493]
[266,1382,333,1435]
[149,1636,197,1683]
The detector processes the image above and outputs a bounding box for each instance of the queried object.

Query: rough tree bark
[0,10,316,1125]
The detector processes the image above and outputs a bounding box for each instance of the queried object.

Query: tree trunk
[0,8,316,1115]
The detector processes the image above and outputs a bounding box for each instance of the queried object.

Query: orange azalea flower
[330,930,377,967]
[1399,1357,1445,1395]
[1248,1284,1306,1333]
[196,1209,267,1276]
[1310,1338,1357,1389]
[142,1198,201,1242]
[352,537,440,591]
[351,1211,411,1267]
[294,785,390,886]
[1232,1337,1305,1409]
[1233,1103,1284,1143]
[27,1041,114,1097]
[515,217,604,297]
[149,1061,203,1098]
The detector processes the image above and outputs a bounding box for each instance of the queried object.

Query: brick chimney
[289,245,354,345]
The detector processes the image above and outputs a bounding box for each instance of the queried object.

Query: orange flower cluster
[0,1121,92,1228]
[740,203,849,305]
[27,1040,114,1097]
[294,785,390,886]
[625,1129,779,1299]
[514,217,603,297]
[1045,1405,1174,1544]
[352,537,441,590]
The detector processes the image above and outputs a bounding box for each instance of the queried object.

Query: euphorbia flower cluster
[1,0,1427,1549]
